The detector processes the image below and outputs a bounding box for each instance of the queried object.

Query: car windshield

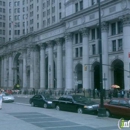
[72,95,90,102]
[43,94,53,100]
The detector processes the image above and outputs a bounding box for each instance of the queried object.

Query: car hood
[76,100,98,106]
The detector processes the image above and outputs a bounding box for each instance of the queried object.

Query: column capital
[119,14,130,26]
[64,32,72,42]
[79,28,89,37]
[46,41,53,48]
[55,38,63,46]
[101,22,108,32]
[39,43,46,50]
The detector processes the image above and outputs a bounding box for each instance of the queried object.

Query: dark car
[53,95,99,114]
[29,94,55,108]
[104,98,130,117]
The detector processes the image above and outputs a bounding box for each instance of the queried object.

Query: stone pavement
[0,101,127,130]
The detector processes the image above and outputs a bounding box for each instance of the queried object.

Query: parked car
[53,95,99,114]
[104,98,130,117]
[2,92,15,103]
[29,94,55,108]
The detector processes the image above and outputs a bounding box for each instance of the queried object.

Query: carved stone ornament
[79,28,89,37]
[101,22,108,32]
[65,32,72,42]
[121,0,127,10]
[122,14,130,26]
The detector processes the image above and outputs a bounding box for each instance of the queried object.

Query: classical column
[101,22,109,90]
[22,49,27,89]
[30,46,34,89]
[122,14,130,90]
[39,43,46,89]
[65,33,73,90]
[3,56,7,88]
[48,41,54,89]
[79,28,90,90]
[33,47,40,89]
[1,57,4,87]
[56,38,63,90]
[8,54,13,88]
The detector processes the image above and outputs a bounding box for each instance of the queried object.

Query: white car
[2,92,15,102]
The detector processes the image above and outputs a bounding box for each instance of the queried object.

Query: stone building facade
[0,0,130,93]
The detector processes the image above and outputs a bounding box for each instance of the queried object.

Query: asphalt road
[14,96,31,105]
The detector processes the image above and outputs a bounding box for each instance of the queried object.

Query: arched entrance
[112,59,124,89]
[93,62,100,90]
[45,57,48,89]
[75,63,82,91]
[13,53,21,87]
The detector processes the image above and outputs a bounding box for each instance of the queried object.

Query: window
[80,0,83,10]
[110,99,119,105]
[79,33,82,43]
[47,18,50,25]
[118,21,123,34]
[0,29,2,34]
[37,6,39,11]
[0,22,2,27]
[111,23,116,35]
[112,40,116,52]
[59,12,61,19]
[47,0,50,7]
[52,16,55,23]
[92,29,95,40]
[3,2,5,6]
[23,7,25,12]
[43,3,45,9]
[37,0,39,2]
[97,28,99,39]
[23,0,25,5]
[75,33,78,44]
[80,47,82,57]
[59,3,61,9]
[43,11,46,17]
[91,0,95,5]
[9,9,11,13]
[9,2,11,7]
[3,9,5,13]
[92,44,96,55]
[43,20,46,27]
[75,3,78,12]
[3,23,5,27]
[0,1,2,5]
[47,9,50,15]
[118,39,122,51]
[37,14,39,20]
[75,48,78,57]
[37,23,39,28]
[52,6,55,13]
[52,0,55,4]
[3,30,5,35]
[9,30,11,35]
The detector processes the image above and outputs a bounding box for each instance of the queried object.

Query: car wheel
[31,102,35,107]
[77,108,83,114]
[56,105,60,111]
[43,103,47,108]
[106,110,111,117]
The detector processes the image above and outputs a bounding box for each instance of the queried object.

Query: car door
[58,97,67,110]
[107,99,120,115]
[65,97,75,112]
[37,95,44,106]
[32,95,39,106]
[119,99,130,117]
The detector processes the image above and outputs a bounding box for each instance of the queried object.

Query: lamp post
[98,0,106,117]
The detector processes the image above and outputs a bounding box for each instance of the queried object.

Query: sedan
[2,92,15,103]
[104,98,130,117]
[53,95,99,114]
[29,94,55,108]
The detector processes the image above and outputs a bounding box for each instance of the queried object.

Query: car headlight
[47,101,52,104]
[84,105,93,109]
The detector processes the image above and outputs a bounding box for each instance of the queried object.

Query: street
[0,96,122,130]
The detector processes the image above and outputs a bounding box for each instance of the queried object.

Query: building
[0,0,130,93]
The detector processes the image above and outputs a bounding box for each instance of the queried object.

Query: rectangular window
[118,21,123,34]
[80,47,82,57]
[37,23,39,28]
[59,12,61,19]
[92,28,95,40]
[75,48,78,57]
[37,14,39,19]
[92,44,96,55]
[3,30,5,35]
[111,23,116,35]
[80,0,83,10]
[3,23,5,27]
[0,1,2,5]
[3,9,5,13]
[118,39,122,51]
[91,0,94,5]
[75,33,78,44]
[3,2,5,6]
[112,40,116,52]
[0,22,2,27]
[59,3,61,9]
[9,30,11,35]
[52,16,55,23]
[79,33,82,43]
[37,6,39,11]
[75,3,78,12]
[97,28,99,39]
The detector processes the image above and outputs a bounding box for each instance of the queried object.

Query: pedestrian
[0,90,2,110]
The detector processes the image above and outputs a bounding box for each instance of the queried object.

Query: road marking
[14,102,30,106]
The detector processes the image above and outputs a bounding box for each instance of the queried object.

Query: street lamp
[98,0,106,117]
